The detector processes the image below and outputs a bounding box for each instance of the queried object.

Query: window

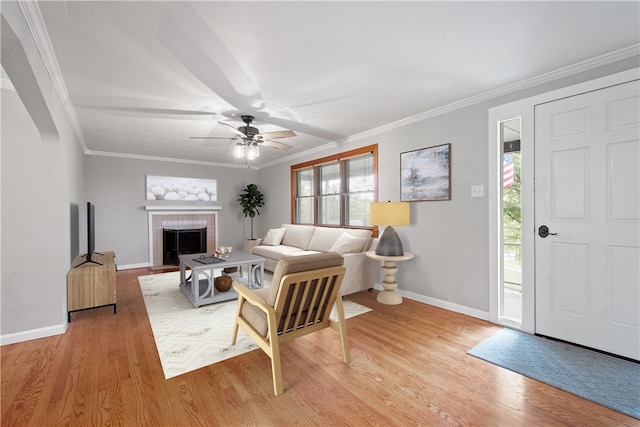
[345,155,375,226]
[295,168,314,224]
[291,144,378,229]
[318,162,341,225]
[501,118,522,324]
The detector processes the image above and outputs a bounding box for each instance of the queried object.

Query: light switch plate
[471,185,484,198]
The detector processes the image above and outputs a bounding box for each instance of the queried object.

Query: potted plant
[238,183,264,242]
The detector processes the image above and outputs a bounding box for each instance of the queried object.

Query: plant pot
[244,239,260,254]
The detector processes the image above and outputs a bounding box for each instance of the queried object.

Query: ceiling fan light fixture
[234,143,245,158]
[247,143,259,160]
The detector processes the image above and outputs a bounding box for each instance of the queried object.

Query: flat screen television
[75,202,102,267]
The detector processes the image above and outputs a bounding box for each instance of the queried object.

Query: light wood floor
[2,268,636,426]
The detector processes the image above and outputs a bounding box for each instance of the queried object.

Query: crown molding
[85,150,259,170]
[258,140,341,169]
[18,1,88,152]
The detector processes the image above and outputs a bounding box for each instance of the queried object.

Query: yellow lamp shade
[369,202,410,226]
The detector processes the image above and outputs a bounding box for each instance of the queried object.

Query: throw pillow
[329,233,368,254]
[262,227,287,246]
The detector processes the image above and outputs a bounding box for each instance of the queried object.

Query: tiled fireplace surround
[149,211,218,267]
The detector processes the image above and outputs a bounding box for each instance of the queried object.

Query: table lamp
[370,201,410,256]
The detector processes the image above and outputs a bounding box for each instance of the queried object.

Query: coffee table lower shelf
[179,252,265,308]
[179,277,240,306]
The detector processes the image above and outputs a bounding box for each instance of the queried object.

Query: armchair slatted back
[274,265,345,342]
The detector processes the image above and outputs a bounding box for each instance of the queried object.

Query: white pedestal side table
[365,251,414,305]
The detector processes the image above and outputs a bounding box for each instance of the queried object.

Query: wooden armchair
[231,252,350,396]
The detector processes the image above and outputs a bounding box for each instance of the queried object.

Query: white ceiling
[26,1,640,167]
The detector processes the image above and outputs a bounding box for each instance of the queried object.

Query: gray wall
[83,156,257,266]
[1,1,85,338]
[256,58,640,315]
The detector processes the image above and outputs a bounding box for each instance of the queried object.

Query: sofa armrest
[341,252,378,296]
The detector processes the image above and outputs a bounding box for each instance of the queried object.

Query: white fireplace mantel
[145,205,222,211]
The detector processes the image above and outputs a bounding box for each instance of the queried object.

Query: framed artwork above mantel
[146,175,217,202]
[400,143,451,202]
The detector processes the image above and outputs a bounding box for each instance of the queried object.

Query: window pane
[501,117,522,323]
[296,197,314,224]
[346,192,373,226]
[297,169,313,197]
[347,155,374,192]
[319,163,340,195]
[318,195,340,225]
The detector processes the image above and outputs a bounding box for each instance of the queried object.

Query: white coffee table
[179,252,265,307]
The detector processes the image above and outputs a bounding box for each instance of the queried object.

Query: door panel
[550,242,590,316]
[535,80,640,360]
[609,246,640,326]
[608,141,639,220]
[551,148,588,220]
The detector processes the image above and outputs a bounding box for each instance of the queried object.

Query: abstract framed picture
[400,143,451,201]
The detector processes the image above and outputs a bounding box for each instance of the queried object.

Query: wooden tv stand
[67,251,116,322]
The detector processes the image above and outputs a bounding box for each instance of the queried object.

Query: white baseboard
[373,284,490,321]
[117,262,151,270]
[1,323,67,346]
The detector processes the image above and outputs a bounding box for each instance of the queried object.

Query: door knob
[538,225,558,238]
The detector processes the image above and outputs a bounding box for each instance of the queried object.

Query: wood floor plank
[2,267,637,426]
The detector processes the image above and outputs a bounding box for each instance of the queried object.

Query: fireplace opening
[163,227,207,265]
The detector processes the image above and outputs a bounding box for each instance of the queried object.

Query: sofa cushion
[252,245,313,260]
[240,288,271,336]
[262,227,287,246]
[307,227,372,252]
[281,224,316,249]
[307,227,345,252]
[343,228,372,242]
[329,233,369,254]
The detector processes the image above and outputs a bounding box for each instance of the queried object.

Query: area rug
[468,328,640,419]
[139,271,372,379]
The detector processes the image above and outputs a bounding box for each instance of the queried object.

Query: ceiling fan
[190,115,296,159]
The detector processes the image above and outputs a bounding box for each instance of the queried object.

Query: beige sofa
[251,224,378,295]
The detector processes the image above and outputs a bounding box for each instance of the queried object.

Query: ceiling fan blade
[81,105,218,116]
[263,116,344,141]
[258,129,296,139]
[159,7,262,113]
[189,136,238,140]
[259,139,292,151]
[217,121,247,138]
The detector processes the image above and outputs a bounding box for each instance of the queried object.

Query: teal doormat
[468,328,639,419]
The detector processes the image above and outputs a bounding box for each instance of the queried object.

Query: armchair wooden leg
[231,322,239,346]
[335,295,351,363]
[231,298,243,345]
[270,347,283,396]
[267,314,283,396]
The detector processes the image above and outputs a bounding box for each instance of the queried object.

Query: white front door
[534,80,640,360]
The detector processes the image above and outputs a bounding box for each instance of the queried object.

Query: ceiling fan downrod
[239,115,259,139]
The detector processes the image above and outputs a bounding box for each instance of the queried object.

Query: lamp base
[375,226,404,256]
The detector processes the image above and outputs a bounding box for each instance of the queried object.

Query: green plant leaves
[238,183,264,239]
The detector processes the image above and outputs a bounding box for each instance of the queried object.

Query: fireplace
[163,227,207,265]
[147,210,218,268]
